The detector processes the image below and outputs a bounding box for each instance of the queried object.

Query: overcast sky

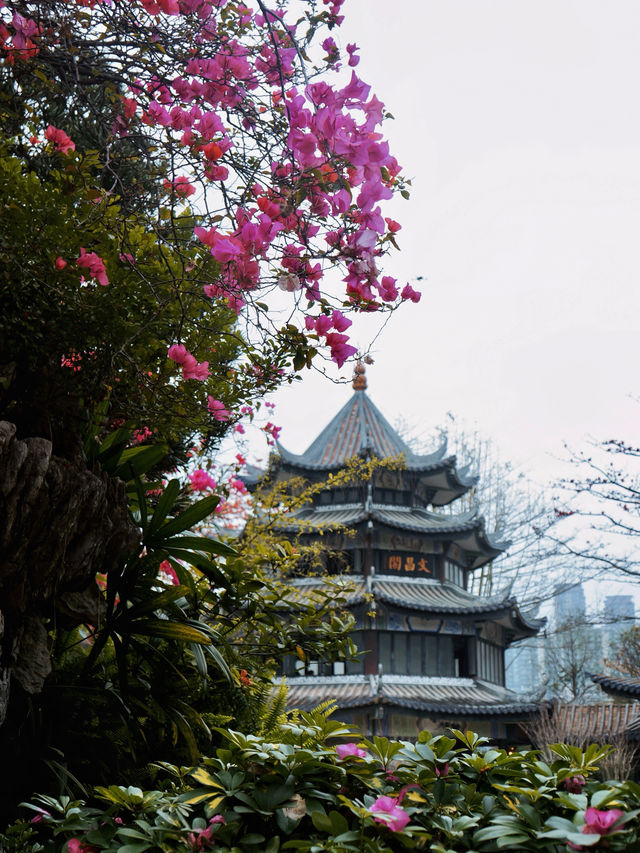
[266,0,640,496]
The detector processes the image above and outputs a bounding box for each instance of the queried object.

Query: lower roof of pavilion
[284,674,541,718]
[285,575,545,640]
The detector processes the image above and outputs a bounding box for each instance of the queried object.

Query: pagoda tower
[265,365,543,742]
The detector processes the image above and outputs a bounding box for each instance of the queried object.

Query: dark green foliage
[0,435,357,823]
[6,713,640,852]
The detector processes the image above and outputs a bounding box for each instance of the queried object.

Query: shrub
[6,709,640,852]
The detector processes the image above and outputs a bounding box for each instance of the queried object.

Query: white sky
[267,0,640,492]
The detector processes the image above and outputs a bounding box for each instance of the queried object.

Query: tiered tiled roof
[276,387,476,506]
[287,576,544,637]
[590,674,640,699]
[280,503,507,569]
[285,674,539,717]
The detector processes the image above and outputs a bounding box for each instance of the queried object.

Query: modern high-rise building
[603,595,635,654]
[554,583,586,623]
[506,638,543,694]
[546,582,603,701]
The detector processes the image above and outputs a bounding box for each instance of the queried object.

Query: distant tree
[400,412,557,607]
[544,615,604,702]
[607,625,640,677]
[551,435,640,583]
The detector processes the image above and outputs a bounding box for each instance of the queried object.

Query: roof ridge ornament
[352,360,367,391]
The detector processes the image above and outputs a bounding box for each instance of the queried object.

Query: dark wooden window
[477,639,505,685]
[444,559,466,588]
[377,632,458,677]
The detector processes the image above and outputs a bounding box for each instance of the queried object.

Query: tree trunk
[0,421,139,725]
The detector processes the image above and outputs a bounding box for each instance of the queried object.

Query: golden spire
[352,360,367,391]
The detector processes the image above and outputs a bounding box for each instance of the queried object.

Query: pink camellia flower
[77,248,108,286]
[66,840,96,853]
[30,809,50,824]
[44,125,75,155]
[563,775,586,793]
[335,742,367,760]
[582,807,625,836]
[368,796,410,832]
[55,257,67,270]
[186,816,226,851]
[207,396,230,421]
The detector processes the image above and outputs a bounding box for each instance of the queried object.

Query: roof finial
[352,360,367,391]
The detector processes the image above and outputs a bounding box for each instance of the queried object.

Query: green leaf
[159,535,236,556]
[310,811,333,833]
[126,586,190,618]
[146,478,181,537]
[204,643,232,681]
[115,444,168,479]
[190,642,208,678]
[154,496,221,538]
[129,619,212,644]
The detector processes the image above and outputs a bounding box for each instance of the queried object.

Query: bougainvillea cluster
[1,0,418,435]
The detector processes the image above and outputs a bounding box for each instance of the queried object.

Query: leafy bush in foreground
[4,710,640,852]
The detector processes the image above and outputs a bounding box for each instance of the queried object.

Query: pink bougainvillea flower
[346,42,360,66]
[563,775,586,793]
[181,353,210,381]
[205,164,229,181]
[582,807,625,835]
[167,343,188,364]
[378,275,399,302]
[11,12,40,50]
[385,217,402,233]
[76,248,108,286]
[44,125,75,155]
[368,796,410,832]
[277,272,301,292]
[331,310,352,332]
[55,257,67,270]
[335,742,367,760]
[158,559,180,585]
[400,283,421,303]
[325,332,357,368]
[163,175,196,198]
[207,396,230,421]
[211,237,243,263]
[189,469,217,491]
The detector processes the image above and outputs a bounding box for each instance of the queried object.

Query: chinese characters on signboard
[386,553,432,575]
